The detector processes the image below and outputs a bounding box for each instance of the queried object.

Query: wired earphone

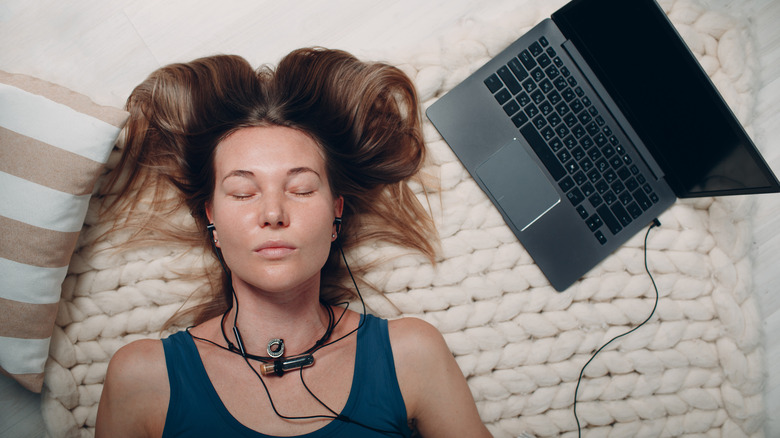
[191,218,401,436]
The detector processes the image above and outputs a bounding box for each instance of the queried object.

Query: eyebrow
[222,167,321,183]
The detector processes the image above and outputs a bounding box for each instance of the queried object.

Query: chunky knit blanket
[42,0,766,436]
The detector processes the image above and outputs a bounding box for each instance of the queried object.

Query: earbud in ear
[207,223,218,244]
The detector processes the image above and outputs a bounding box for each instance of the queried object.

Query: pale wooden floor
[1,0,779,436]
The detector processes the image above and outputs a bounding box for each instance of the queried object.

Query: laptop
[426,0,780,291]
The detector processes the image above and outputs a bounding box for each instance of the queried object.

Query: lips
[254,240,296,258]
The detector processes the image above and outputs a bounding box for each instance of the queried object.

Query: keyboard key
[576,205,588,219]
[522,78,537,93]
[571,146,586,161]
[531,68,545,82]
[541,126,556,141]
[549,91,562,105]
[519,124,566,181]
[554,77,569,91]
[567,187,585,206]
[550,137,564,152]
[485,74,503,93]
[581,182,595,197]
[540,79,554,93]
[533,115,547,130]
[586,214,603,231]
[517,92,531,106]
[611,203,632,226]
[617,166,631,181]
[519,50,536,69]
[554,124,569,138]
[531,90,545,104]
[529,41,544,56]
[497,66,522,94]
[559,176,575,192]
[580,157,594,172]
[538,53,552,68]
[511,111,529,127]
[589,193,603,208]
[611,179,625,194]
[627,202,643,219]
[595,230,608,245]
[573,171,588,185]
[572,124,586,139]
[557,149,572,162]
[595,179,609,194]
[564,160,580,174]
[580,135,594,149]
[625,177,639,192]
[539,37,549,47]
[618,191,632,205]
[503,99,521,116]
[508,58,529,81]
[526,103,539,118]
[597,205,622,235]
[545,65,560,80]
[650,192,659,203]
[633,189,653,211]
[570,99,585,113]
[495,88,512,104]
[603,191,618,206]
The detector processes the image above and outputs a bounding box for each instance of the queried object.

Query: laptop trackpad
[475,139,560,232]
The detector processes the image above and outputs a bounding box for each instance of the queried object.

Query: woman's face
[206,126,343,297]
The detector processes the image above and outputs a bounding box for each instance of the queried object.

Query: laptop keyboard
[483,36,660,245]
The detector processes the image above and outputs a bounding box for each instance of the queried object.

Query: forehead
[214,126,326,174]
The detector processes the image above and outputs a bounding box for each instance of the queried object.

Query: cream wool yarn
[43,1,766,437]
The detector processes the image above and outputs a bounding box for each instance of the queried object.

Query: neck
[224,280,331,358]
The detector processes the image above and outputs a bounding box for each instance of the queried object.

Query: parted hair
[102,48,437,326]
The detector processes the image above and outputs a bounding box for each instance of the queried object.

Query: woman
[95,48,491,437]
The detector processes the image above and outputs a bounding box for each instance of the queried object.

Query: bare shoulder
[387,317,492,438]
[96,338,169,437]
[387,317,451,362]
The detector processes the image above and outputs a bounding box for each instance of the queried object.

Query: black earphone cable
[573,218,661,436]
[196,222,400,436]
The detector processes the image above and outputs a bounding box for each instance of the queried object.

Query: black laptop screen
[553,0,780,197]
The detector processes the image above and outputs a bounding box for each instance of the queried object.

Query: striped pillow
[0,71,128,392]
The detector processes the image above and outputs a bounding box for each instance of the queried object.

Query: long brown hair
[101,48,437,327]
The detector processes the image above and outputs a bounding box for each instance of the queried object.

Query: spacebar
[519,124,566,181]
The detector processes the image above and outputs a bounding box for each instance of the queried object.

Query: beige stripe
[0,70,129,128]
[0,297,58,339]
[0,127,104,195]
[0,216,77,268]
[0,367,44,393]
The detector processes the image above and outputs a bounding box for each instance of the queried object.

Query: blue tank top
[161,314,412,438]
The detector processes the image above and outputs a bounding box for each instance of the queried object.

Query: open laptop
[426,0,780,291]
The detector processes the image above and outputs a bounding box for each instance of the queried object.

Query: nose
[260,192,288,228]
